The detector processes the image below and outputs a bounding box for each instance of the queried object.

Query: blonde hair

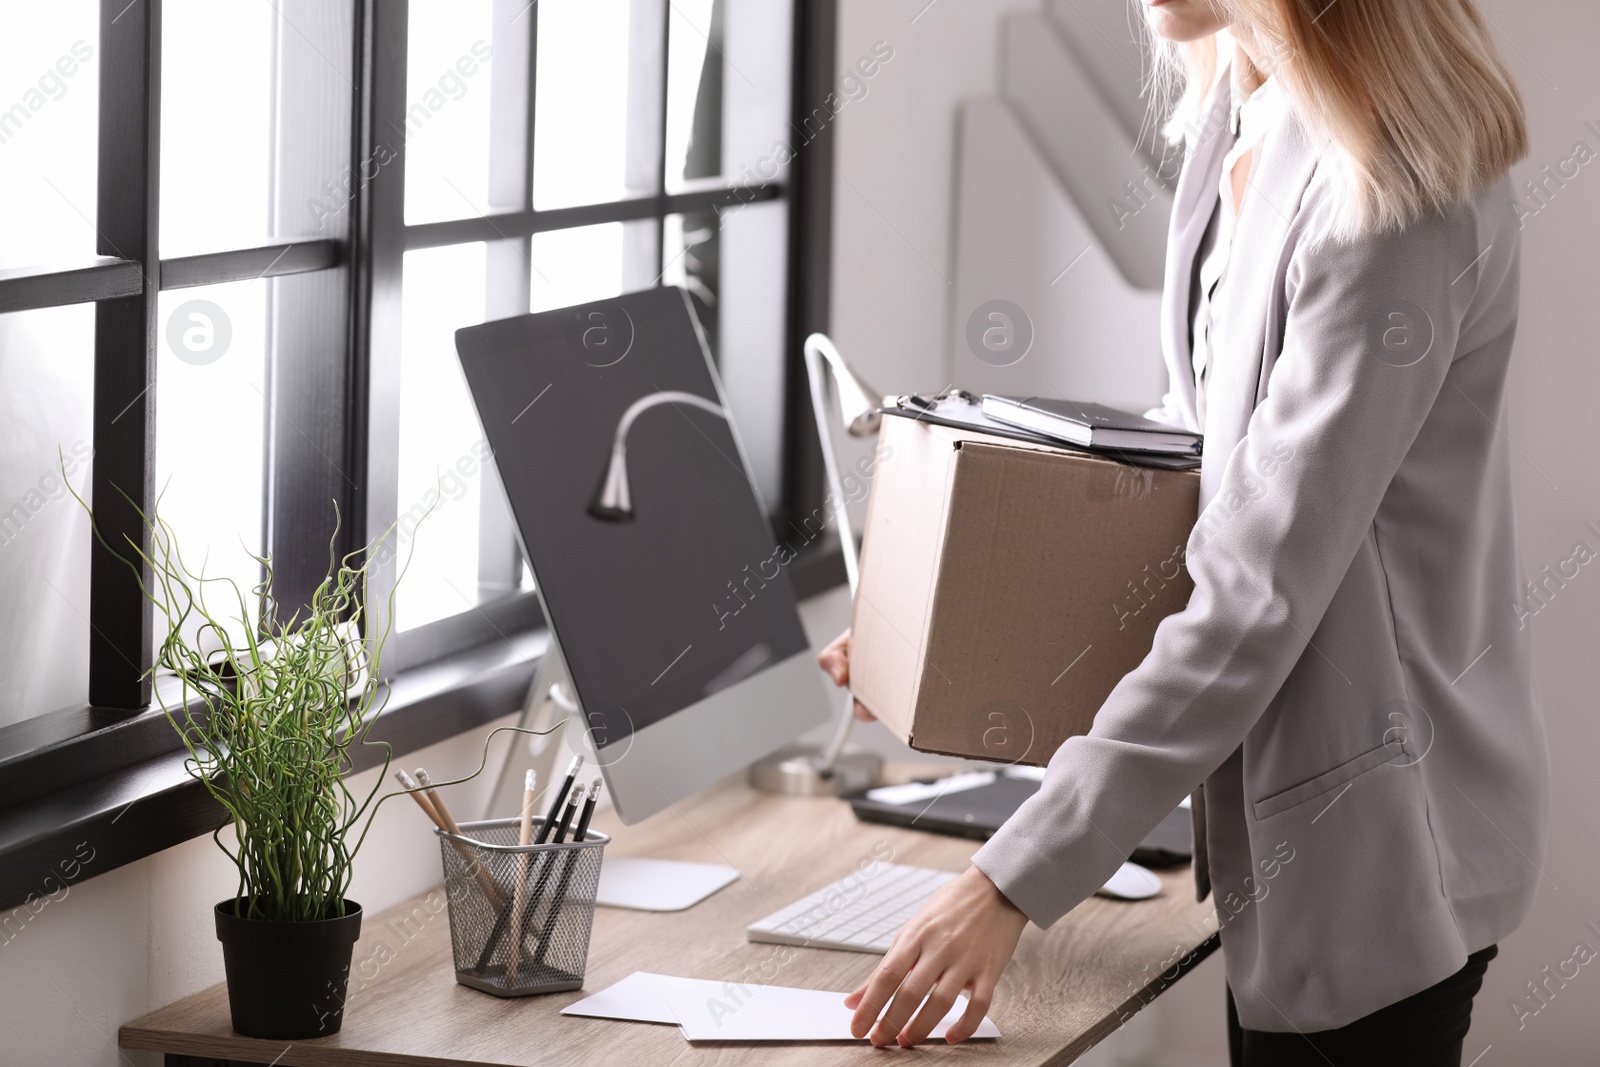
[1144,0,1528,240]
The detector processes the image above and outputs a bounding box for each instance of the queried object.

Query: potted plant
[76,489,508,1039]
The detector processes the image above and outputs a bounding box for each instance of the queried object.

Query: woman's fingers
[817,629,850,686]
[897,973,967,1047]
[869,960,944,1046]
[943,976,996,1044]
[848,942,916,1038]
[851,953,915,1036]
[843,867,1027,1045]
[818,629,877,720]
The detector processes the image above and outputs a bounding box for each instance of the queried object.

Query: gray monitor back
[455,287,831,822]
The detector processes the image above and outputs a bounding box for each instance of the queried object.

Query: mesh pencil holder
[435,817,609,997]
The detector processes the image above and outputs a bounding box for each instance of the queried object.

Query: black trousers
[1227,945,1497,1067]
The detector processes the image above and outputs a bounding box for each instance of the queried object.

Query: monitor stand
[484,643,739,913]
[595,857,739,912]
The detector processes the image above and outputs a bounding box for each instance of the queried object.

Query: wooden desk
[121,772,1218,1066]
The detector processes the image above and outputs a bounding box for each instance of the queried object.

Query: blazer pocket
[1252,742,1397,821]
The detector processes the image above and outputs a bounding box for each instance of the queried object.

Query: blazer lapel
[1196,111,1321,507]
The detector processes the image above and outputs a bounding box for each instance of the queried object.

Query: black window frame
[0,0,841,912]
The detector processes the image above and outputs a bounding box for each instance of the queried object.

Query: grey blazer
[973,72,1548,1032]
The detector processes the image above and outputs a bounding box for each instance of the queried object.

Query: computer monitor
[455,287,832,823]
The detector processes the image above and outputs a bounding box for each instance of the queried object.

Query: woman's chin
[1141,0,1228,43]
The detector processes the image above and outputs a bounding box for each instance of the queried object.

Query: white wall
[830,0,1043,399]
[830,0,1600,1064]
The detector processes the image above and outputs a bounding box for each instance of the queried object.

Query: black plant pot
[214,898,363,1039]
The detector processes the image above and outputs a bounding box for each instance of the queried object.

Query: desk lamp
[748,333,885,796]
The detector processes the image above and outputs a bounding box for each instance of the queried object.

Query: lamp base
[748,745,882,797]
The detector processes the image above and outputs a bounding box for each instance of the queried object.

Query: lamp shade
[589,441,633,521]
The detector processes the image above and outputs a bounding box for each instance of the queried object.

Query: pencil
[395,769,444,828]
[549,791,581,844]
[504,769,539,984]
[536,754,583,844]
[414,768,463,835]
[531,777,603,970]
[571,776,603,843]
[405,768,505,910]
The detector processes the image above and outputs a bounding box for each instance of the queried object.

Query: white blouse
[1189,69,1288,429]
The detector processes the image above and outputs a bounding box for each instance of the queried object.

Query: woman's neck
[1229,28,1269,96]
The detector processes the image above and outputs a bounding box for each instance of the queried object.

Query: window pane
[0,304,94,727]
[160,0,273,256]
[533,0,662,210]
[162,0,354,254]
[722,0,794,189]
[403,0,495,225]
[529,220,658,314]
[664,0,721,193]
[706,199,787,509]
[0,1,99,269]
[396,242,493,632]
[154,282,269,650]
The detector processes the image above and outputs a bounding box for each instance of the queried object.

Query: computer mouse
[1096,861,1163,901]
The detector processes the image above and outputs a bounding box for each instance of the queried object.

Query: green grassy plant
[73,480,548,923]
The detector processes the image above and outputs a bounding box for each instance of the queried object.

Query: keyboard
[746,863,957,954]
[746,860,1165,956]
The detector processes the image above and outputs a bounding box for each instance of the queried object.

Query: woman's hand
[817,629,877,722]
[845,865,1027,1045]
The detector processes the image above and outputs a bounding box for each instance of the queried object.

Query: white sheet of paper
[561,971,682,1024]
[864,771,995,805]
[563,972,1001,1043]
[657,978,1002,1042]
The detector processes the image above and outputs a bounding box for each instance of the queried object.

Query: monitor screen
[454,287,811,753]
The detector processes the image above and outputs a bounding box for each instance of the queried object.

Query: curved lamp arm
[615,390,725,442]
[802,333,879,590]
[802,333,885,774]
[590,390,728,521]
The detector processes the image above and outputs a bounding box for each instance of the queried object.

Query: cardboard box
[848,417,1200,766]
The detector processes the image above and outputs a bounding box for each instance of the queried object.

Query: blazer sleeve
[1142,393,1197,435]
[972,203,1483,928]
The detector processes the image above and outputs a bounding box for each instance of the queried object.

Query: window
[0,0,836,885]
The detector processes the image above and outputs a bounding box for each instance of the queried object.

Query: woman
[820,1,1545,1063]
